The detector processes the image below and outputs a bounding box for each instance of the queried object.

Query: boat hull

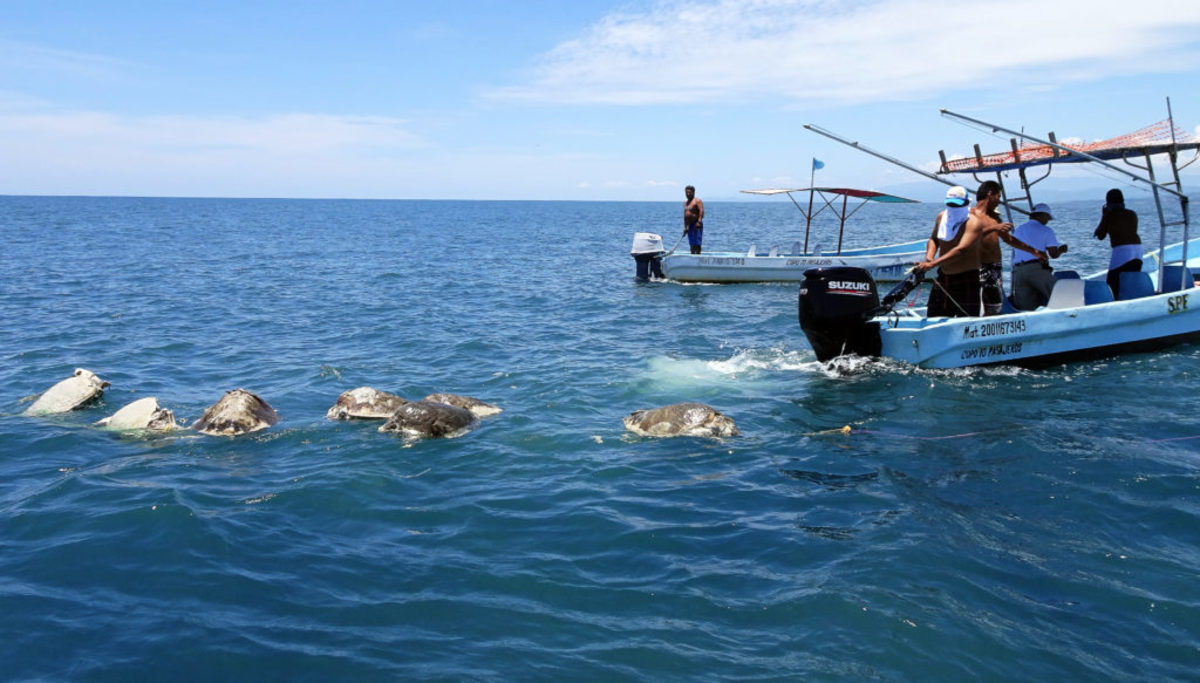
[662,241,924,283]
[876,288,1200,368]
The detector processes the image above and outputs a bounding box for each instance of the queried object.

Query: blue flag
[812,158,825,171]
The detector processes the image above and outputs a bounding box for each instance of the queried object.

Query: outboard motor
[798,267,883,361]
[631,232,665,280]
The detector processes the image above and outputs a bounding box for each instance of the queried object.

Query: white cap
[945,186,968,206]
[1031,202,1053,219]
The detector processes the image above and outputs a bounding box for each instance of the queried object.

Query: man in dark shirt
[1094,188,1141,299]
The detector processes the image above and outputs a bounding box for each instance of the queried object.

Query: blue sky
[3,0,1200,200]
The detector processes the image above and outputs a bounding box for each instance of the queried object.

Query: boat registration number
[1168,293,1189,314]
[961,319,1026,340]
[698,257,745,266]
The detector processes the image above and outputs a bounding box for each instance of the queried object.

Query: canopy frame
[939,104,1194,293]
[740,186,917,254]
[806,100,1195,294]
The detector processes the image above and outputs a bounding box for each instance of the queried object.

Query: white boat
[659,187,924,283]
[797,103,1200,369]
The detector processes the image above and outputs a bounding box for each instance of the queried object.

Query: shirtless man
[973,180,1042,315]
[914,185,983,317]
[683,185,705,255]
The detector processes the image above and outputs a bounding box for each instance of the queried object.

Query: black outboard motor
[631,232,666,280]
[798,267,883,361]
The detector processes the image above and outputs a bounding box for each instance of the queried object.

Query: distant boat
[798,104,1200,369]
[658,187,925,283]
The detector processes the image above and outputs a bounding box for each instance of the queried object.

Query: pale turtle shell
[24,368,110,416]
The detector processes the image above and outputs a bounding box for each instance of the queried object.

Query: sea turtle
[193,389,280,436]
[622,402,741,438]
[326,386,408,420]
[24,368,110,416]
[378,399,478,439]
[423,393,502,417]
[94,397,179,431]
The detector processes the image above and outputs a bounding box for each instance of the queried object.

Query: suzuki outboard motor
[798,267,883,361]
[631,232,666,280]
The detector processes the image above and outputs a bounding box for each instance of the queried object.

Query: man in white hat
[1010,203,1067,310]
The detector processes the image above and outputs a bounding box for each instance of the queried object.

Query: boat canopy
[741,187,918,203]
[740,187,918,254]
[939,120,1200,174]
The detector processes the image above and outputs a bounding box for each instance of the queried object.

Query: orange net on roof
[941,120,1200,174]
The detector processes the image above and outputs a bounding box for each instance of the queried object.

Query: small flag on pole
[812,158,825,170]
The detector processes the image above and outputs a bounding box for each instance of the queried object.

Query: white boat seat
[1083,280,1114,305]
[746,244,757,257]
[791,241,803,256]
[1046,278,1085,309]
[1160,265,1195,292]
[768,245,779,258]
[1118,271,1155,300]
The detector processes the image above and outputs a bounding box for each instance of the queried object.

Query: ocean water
[2,194,1199,680]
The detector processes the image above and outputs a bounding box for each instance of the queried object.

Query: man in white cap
[915,185,982,317]
[1010,203,1067,310]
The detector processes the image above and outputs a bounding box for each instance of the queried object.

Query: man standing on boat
[914,185,982,317]
[1094,188,1141,299]
[1010,203,1066,310]
[683,185,704,255]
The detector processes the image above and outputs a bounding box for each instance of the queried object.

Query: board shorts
[686,222,703,248]
[980,261,1004,315]
[927,269,981,318]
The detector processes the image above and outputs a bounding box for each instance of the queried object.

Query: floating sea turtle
[193,389,280,436]
[94,397,179,431]
[24,368,110,416]
[423,393,502,417]
[622,402,741,437]
[326,386,408,420]
[378,399,478,439]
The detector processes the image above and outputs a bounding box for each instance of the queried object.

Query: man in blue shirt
[1010,203,1066,310]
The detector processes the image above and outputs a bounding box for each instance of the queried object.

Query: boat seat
[1118,271,1155,300]
[1160,265,1195,292]
[790,241,803,256]
[1054,270,1081,280]
[746,244,757,257]
[1083,280,1114,305]
[1046,278,1085,309]
[768,245,779,258]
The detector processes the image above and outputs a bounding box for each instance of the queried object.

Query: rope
[928,270,973,317]
[664,232,686,256]
[805,425,1022,440]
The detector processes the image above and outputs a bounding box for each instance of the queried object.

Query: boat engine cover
[798,267,882,361]
[630,232,665,254]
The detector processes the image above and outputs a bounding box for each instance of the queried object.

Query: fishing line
[803,425,1025,440]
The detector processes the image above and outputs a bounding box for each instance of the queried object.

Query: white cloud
[486,0,1200,106]
[0,111,431,197]
[0,40,136,81]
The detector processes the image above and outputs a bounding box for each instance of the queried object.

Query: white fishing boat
[797,102,1200,369]
[656,186,924,283]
